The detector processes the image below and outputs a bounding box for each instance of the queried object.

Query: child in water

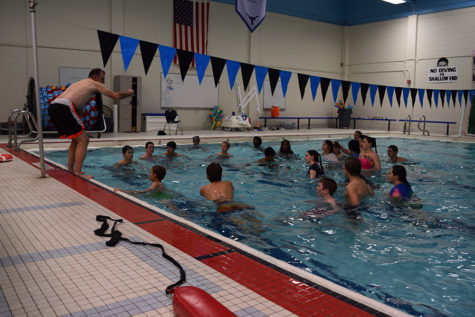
[387,165,413,200]
[114,165,166,194]
[344,157,374,207]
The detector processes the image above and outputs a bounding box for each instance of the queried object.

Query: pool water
[44,137,475,316]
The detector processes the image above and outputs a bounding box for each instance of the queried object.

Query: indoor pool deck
[2,127,467,317]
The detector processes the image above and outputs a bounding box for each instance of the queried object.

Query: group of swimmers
[113,130,419,214]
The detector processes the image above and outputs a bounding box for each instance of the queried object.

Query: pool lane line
[4,144,403,317]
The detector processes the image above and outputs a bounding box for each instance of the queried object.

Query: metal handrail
[7,109,40,150]
[403,115,411,134]
[418,115,430,136]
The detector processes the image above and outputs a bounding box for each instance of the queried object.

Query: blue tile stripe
[0,201,85,214]
[0,287,12,317]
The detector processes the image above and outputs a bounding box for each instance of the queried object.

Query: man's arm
[94,82,134,100]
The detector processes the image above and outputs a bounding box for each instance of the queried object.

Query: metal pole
[29,0,46,177]
[458,103,466,137]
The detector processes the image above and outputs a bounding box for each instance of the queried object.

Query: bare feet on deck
[74,172,94,179]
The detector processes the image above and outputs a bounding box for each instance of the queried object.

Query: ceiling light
[382,0,406,4]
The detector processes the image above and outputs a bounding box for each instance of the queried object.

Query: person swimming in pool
[359,135,381,170]
[114,165,166,194]
[279,139,294,157]
[200,163,251,212]
[114,145,137,167]
[387,165,413,200]
[162,141,182,157]
[216,141,232,157]
[139,142,158,161]
[344,157,374,207]
[305,150,324,179]
[256,147,276,164]
[321,140,339,163]
[387,145,408,163]
[253,136,264,152]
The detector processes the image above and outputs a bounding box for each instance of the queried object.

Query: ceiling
[211,0,475,26]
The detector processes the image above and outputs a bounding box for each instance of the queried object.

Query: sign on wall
[427,66,458,83]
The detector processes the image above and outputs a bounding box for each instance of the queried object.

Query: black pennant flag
[440,90,446,107]
[410,88,417,108]
[463,90,469,105]
[451,90,457,107]
[176,49,194,81]
[342,81,351,103]
[378,85,386,107]
[268,68,280,96]
[139,40,158,75]
[320,77,331,102]
[426,89,433,108]
[297,73,309,100]
[240,63,255,91]
[360,83,369,106]
[97,30,119,67]
[210,57,226,87]
[395,87,402,107]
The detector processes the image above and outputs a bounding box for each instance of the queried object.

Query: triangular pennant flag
[210,56,226,87]
[240,63,255,91]
[254,66,268,94]
[440,90,446,107]
[418,89,425,108]
[320,77,331,102]
[176,49,194,81]
[469,90,474,106]
[158,45,176,79]
[97,30,119,67]
[342,81,351,103]
[226,60,240,90]
[279,70,292,98]
[139,40,158,75]
[458,90,464,107]
[403,87,410,108]
[463,90,469,105]
[351,82,360,105]
[310,76,320,101]
[194,53,210,85]
[426,89,433,108]
[433,90,440,108]
[378,85,386,107]
[268,68,280,96]
[395,87,402,107]
[331,79,341,104]
[451,90,457,108]
[119,35,139,72]
[446,90,451,108]
[360,83,369,106]
[410,88,417,108]
[297,73,309,100]
[369,84,377,107]
[387,86,394,108]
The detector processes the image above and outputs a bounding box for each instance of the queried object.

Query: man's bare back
[345,177,374,207]
[200,181,234,202]
[59,79,132,108]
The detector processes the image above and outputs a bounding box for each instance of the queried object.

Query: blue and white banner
[236,0,267,32]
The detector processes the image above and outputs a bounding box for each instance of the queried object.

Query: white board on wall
[59,67,91,86]
[263,80,286,109]
[160,73,218,109]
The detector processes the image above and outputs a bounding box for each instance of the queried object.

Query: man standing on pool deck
[48,71,134,179]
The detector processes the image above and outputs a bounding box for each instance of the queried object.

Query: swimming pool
[44,137,475,316]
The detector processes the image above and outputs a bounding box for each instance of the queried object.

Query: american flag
[173,0,209,67]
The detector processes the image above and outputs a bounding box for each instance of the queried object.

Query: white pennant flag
[236,0,267,32]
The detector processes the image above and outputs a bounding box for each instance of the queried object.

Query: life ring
[0,153,13,162]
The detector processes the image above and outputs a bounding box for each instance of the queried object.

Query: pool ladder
[7,108,40,150]
[403,115,411,134]
[418,115,430,136]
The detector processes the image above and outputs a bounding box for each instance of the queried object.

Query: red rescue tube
[173,286,236,317]
[0,153,13,162]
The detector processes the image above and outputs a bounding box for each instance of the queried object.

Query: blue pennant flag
[418,89,425,108]
[254,66,268,94]
[351,82,360,105]
[194,53,210,85]
[369,84,377,107]
[226,60,240,90]
[403,88,409,108]
[158,45,176,79]
[331,79,341,104]
[470,90,474,106]
[279,70,292,97]
[309,76,320,101]
[446,90,452,108]
[387,86,394,107]
[433,90,440,108]
[458,90,463,107]
[119,35,139,72]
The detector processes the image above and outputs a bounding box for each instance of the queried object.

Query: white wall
[0,1,474,134]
